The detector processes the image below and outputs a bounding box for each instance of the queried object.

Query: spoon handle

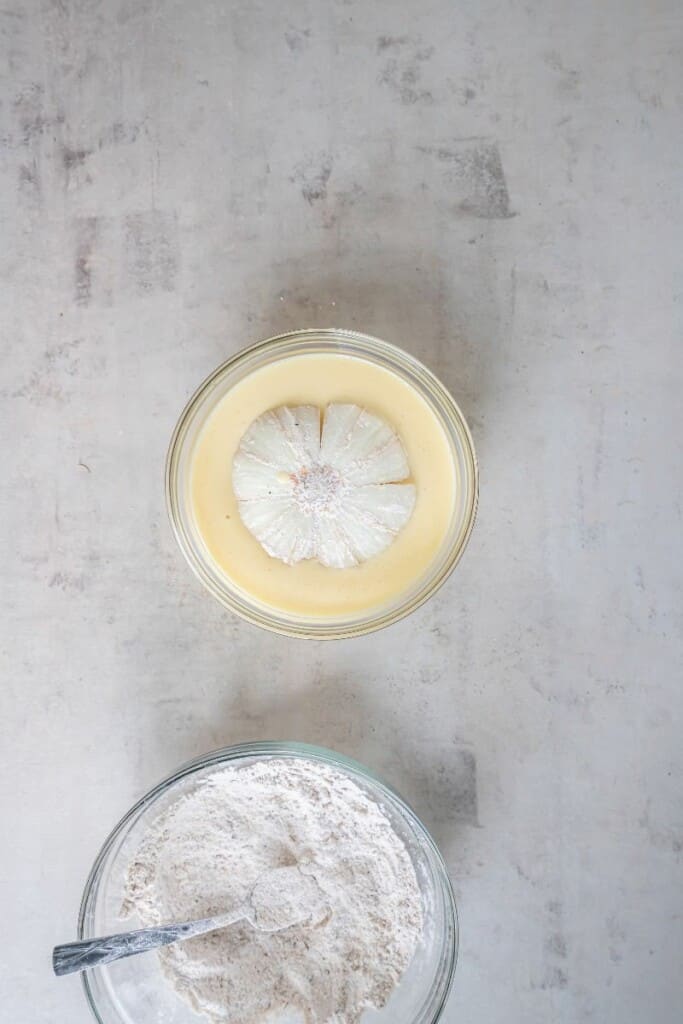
[53,913,238,976]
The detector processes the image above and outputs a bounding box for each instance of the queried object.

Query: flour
[123,759,423,1024]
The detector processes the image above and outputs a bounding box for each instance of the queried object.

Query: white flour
[123,759,423,1024]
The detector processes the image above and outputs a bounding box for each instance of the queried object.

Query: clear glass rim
[79,741,458,1024]
[165,329,479,639]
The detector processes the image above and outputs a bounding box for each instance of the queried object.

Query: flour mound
[123,759,423,1024]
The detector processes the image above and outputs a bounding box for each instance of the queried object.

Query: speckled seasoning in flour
[122,759,423,1024]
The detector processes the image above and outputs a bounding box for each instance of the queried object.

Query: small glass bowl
[166,329,478,639]
[79,742,458,1024]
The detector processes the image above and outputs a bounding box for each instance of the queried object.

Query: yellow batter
[190,353,456,618]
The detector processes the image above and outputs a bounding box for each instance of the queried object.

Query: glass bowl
[79,742,458,1024]
[166,329,478,638]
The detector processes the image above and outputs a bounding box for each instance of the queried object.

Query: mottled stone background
[1,1,681,1021]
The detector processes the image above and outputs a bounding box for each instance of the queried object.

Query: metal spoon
[53,865,323,977]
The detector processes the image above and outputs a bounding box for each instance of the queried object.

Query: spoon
[53,865,323,977]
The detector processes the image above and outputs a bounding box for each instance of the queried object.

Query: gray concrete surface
[1,1,682,1021]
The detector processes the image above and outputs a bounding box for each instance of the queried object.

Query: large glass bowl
[166,329,478,639]
[79,742,458,1024]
